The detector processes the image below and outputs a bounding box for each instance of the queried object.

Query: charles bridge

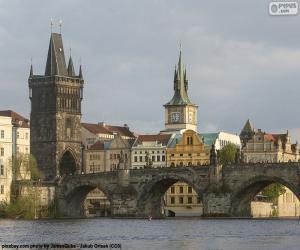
[55,162,300,218]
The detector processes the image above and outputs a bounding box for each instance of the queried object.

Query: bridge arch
[231,175,300,217]
[137,173,204,218]
[58,180,112,218]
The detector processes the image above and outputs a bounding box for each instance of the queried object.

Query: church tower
[162,49,198,133]
[29,32,84,180]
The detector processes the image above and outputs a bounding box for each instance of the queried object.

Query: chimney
[98,122,106,127]
[124,124,129,129]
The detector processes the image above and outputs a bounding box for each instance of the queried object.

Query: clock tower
[162,49,198,133]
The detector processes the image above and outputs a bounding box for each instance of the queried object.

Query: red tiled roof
[82,122,135,138]
[82,123,112,135]
[264,134,275,141]
[0,110,29,128]
[89,140,105,150]
[136,134,172,146]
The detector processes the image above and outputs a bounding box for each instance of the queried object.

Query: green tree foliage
[219,143,237,165]
[4,154,43,219]
[10,153,42,181]
[261,183,286,203]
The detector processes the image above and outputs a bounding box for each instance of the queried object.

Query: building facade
[242,130,299,163]
[131,134,173,169]
[0,110,30,202]
[84,133,132,173]
[29,32,84,180]
[167,130,210,167]
[201,132,241,151]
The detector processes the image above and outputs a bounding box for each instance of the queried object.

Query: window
[17,132,19,139]
[197,197,201,204]
[179,186,184,193]
[157,155,160,162]
[134,156,138,162]
[171,197,175,204]
[0,185,4,194]
[139,156,143,162]
[171,154,175,157]
[188,186,192,193]
[162,155,165,161]
[188,153,192,157]
[180,154,183,157]
[188,197,193,204]
[179,197,184,204]
[152,156,155,162]
[171,186,175,194]
[0,165,3,175]
[0,148,4,157]
[0,130,4,139]
[187,136,193,145]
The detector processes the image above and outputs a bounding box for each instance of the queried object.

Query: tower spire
[45,33,67,76]
[67,52,76,77]
[79,65,83,79]
[165,46,193,106]
[29,58,33,77]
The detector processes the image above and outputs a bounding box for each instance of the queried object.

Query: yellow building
[164,130,210,216]
[166,130,210,167]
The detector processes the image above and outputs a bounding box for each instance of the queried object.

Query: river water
[0,218,300,250]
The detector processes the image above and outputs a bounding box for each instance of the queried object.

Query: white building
[0,110,30,202]
[131,134,173,169]
[201,132,241,150]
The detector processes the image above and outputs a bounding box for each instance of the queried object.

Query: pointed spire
[45,33,67,76]
[173,65,178,90]
[78,65,83,79]
[165,46,193,106]
[178,47,184,83]
[29,63,33,78]
[184,67,188,91]
[67,55,76,76]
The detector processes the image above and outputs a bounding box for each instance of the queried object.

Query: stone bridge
[55,163,300,218]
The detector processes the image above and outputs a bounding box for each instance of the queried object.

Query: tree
[10,153,42,181]
[8,154,43,219]
[261,183,286,203]
[219,143,237,165]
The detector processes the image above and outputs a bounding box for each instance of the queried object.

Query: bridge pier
[202,192,231,217]
[111,169,139,217]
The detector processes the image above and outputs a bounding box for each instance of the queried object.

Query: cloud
[0,0,299,139]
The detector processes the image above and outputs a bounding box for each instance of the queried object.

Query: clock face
[171,112,181,123]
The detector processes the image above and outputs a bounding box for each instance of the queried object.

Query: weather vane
[50,19,63,33]
[59,20,63,34]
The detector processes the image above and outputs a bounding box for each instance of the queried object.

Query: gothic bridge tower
[28,32,84,180]
[163,49,198,133]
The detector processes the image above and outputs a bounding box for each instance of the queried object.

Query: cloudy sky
[1,1,300,140]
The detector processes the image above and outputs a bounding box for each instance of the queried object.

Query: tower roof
[45,33,68,76]
[67,56,76,76]
[165,48,194,106]
[241,119,255,134]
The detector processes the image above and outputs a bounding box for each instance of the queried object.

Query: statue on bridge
[235,148,241,164]
[210,144,217,165]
